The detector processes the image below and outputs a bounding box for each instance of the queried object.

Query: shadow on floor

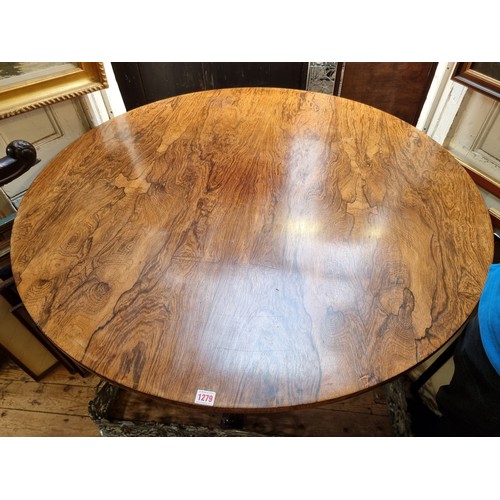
[406,394,500,437]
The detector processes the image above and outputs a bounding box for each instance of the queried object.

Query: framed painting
[0,62,108,120]
[452,62,500,101]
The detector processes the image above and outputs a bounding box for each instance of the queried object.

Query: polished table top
[11,87,493,411]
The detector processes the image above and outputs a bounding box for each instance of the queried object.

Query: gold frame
[452,62,500,101]
[0,62,108,120]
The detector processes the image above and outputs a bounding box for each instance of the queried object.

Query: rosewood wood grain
[10,88,494,411]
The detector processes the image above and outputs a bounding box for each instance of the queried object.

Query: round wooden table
[11,87,493,412]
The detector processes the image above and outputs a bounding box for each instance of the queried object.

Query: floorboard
[0,355,101,437]
[0,408,100,437]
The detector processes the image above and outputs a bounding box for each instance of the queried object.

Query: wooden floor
[0,353,101,437]
[0,351,395,437]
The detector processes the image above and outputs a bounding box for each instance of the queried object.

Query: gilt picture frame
[452,62,500,101]
[0,62,108,120]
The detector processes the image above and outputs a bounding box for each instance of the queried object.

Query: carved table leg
[383,377,413,437]
[88,380,121,425]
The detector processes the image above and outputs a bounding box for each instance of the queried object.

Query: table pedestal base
[87,379,410,436]
[88,381,260,437]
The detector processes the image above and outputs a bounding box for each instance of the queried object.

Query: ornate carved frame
[0,62,108,120]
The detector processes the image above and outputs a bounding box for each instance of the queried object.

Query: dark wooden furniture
[334,62,438,125]
[10,88,493,412]
[112,62,309,111]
